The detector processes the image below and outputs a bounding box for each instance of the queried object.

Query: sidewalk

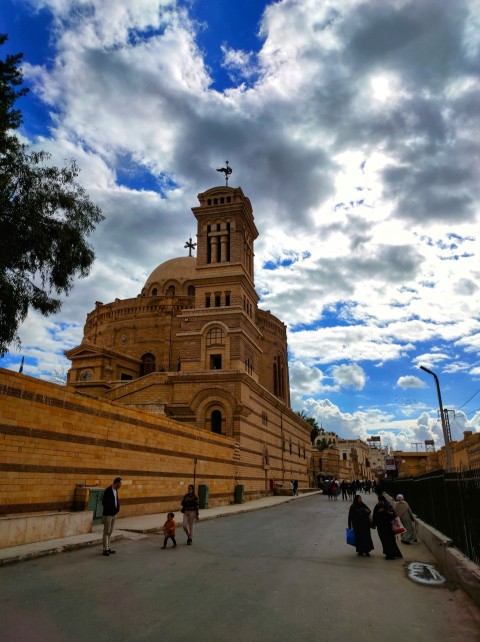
[0,491,320,566]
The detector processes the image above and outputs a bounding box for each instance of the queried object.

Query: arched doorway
[140,353,156,376]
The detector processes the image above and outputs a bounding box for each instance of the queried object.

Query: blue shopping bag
[346,527,356,547]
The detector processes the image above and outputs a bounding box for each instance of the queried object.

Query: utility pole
[443,409,453,443]
[419,366,453,471]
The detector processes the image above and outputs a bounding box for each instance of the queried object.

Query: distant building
[394,431,480,477]
[337,439,372,479]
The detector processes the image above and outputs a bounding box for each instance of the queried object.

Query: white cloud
[397,376,426,389]
[4,0,480,450]
[332,363,366,390]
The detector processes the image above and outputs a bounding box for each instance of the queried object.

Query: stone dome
[143,256,197,291]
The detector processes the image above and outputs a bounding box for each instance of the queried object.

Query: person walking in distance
[181,484,199,545]
[161,512,177,549]
[330,478,339,501]
[102,477,121,557]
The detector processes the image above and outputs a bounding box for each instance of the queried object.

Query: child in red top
[162,512,176,549]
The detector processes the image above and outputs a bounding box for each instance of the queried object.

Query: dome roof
[144,256,197,290]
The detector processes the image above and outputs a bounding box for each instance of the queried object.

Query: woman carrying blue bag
[347,495,374,557]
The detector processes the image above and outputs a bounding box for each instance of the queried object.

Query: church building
[65,182,311,495]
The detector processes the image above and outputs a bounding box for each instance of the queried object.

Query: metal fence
[384,464,480,565]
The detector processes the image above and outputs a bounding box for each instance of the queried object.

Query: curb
[0,534,123,567]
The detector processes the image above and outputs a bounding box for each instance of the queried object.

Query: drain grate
[407,562,446,586]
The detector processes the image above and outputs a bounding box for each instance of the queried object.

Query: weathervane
[184,237,197,257]
[216,161,232,186]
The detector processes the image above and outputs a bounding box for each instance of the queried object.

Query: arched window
[151,288,157,296]
[166,285,175,296]
[207,327,225,346]
[273,362,278,396]
[211,410,222,434]
[273,355,286,399]
[188,285,195,296]
[140,353,156,376]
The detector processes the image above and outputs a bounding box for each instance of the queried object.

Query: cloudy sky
[2,0,480,451]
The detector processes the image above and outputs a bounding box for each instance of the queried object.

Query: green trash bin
[198,484,209,509]
[234,484,244,504]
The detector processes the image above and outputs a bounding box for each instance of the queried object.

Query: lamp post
[419,365,453,472]
[193,456,198,488]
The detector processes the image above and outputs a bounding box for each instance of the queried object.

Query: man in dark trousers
[102,477,122,556]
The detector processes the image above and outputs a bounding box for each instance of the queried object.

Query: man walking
[102,477,122,557]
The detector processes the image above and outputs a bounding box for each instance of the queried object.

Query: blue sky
[1,0,480,450]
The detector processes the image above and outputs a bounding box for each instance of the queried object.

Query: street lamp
[419,366,453,471]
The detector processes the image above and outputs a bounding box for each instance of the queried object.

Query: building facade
[63,184,311,498]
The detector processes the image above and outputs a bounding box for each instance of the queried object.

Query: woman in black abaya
[347,495,374,557]
[372,494,403,560]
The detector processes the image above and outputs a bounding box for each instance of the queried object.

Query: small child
[162,512,176,549]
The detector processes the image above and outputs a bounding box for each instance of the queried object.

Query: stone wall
[0,368,237,516]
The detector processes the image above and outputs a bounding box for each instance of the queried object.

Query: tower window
[215,294,221,307]
[214,198,218,205]
[225,293,230,306]
[188,285,195,296]
[205,295,211,308]
[151,288,157,296]
[208,199,212,206]
[220,197,224,204]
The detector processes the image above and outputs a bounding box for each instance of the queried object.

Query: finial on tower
[216,161,232,186]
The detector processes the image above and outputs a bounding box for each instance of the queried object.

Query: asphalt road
[1,496,479,642]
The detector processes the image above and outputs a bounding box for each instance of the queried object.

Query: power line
[458,386,480,410]
[465,406,480,417]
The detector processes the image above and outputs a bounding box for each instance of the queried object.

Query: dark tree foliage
[295,410,321,444]
[0,35,104,357]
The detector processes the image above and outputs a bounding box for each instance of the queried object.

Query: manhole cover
[407,562,446,586]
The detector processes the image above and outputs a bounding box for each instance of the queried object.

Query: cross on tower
[184,237,197,257]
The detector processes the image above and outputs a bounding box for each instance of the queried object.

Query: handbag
[391,516,406,535]
[346,527,356,546]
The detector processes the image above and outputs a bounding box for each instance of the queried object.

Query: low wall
[0,369,236,517]
[415,518,480,608]
[0,511,93,548]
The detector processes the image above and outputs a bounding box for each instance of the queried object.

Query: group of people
[347,492,417,559]
[101,478,200,555]
[101,477,416,559]
[320,478,376,501]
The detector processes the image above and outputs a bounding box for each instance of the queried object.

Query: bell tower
[192,186,258,283]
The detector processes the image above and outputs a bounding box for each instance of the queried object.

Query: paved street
[1,495,479,642]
